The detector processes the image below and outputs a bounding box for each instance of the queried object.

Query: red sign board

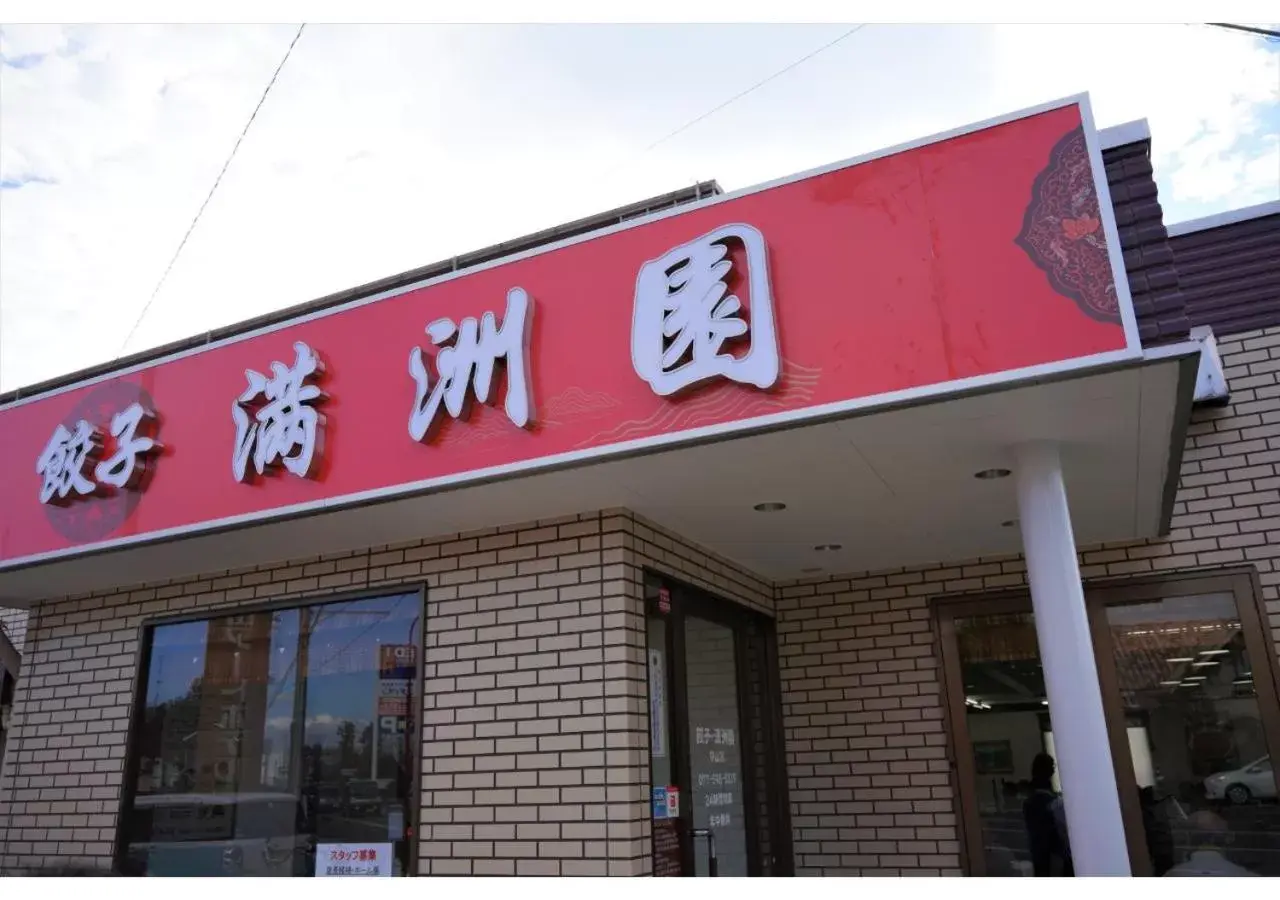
[0,97,1135,569]
[378,644,417,678]
[657,586,672,615]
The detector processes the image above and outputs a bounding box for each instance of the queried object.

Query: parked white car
[1204,756,1275,804]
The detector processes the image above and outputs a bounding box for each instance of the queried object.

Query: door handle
[690,828,718,877]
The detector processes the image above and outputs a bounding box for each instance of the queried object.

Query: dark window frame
[934,565,1280,876]
[642,569,794,877]
[113,583,427,877]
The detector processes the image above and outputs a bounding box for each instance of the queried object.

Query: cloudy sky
[1,22,1278,392]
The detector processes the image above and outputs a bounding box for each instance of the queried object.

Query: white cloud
[979,24,1279,215]
[1,23,1277,392]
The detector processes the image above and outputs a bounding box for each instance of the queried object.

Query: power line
[601,24,868,180]
[117,23,307,357]
[1206,22,1280,40]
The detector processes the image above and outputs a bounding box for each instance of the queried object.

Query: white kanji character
[632,223,779,397]
[95,402,162,490]
[35,419,103,505]
[408,287,535,442]
[232,342,326,482]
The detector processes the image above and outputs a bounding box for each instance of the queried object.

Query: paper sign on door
[648,649,667,758]
[652,786,681,820]
[315,843,392,877]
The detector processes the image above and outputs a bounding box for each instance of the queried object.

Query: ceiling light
[1183,675,1207,681]
[1233,678,1253,685]
[1191,661,1219,668]
[814,543,843,552]
[1167,657,1195,664]
[974,468,1011,480]
[753,502,787,512]
[1199,649,1230,656]
[1040,700,1049,706]
[1001,519,1019,528]
[1159,680,1182,686]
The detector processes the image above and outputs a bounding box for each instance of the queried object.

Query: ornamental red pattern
[1015,124,1120,324]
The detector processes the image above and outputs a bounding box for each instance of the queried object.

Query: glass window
[119,592,422,877]
[684,614,748,877]
[1105,592,1279,876]
[953,611,1073,877]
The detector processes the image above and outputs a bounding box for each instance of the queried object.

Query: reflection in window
[954,612,1070,877]
[1106,593,1278,877]
[120,592,421,877]
[684,615,748,877]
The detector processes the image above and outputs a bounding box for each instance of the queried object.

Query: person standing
[1024,753,1073,876]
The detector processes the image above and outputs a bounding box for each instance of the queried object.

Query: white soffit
[0,350,1198,606]
[1097,119,1151,150]
[1166,199,1280,238]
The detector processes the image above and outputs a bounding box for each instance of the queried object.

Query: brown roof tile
[1101,138,1190,344]
[1167,207,1280,337]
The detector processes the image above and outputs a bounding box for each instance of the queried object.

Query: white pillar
[1013,442,1130,876]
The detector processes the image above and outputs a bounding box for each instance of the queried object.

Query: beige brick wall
[1,608,27,656]
[417,509,772,876]
[776,566,962,875]
[774,325,1280,875]
[617,512,775,876]
[0,508,769,876]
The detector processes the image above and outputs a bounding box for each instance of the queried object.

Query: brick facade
[1,609,27,656]
[0,509,768,875]
[775,325,1280,875]
[3,329,1280,876]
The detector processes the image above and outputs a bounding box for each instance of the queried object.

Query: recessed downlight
[753,502,787,512]
[814,543,843,552]
[975,468,1011,480]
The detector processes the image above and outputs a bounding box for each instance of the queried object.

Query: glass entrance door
[1092,579,1280,877]
[685,614,749,876]
[942,607,1074,876]
[644,574,791,876]
[941,571,1280,877]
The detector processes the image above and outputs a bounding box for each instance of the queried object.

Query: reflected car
[345,779,385,817]
[1204,756,1275,805]
[316,785,343,814]
[123,791,312,876]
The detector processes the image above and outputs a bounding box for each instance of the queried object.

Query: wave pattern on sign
[578,359,822,450]
[440,386,622,451]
